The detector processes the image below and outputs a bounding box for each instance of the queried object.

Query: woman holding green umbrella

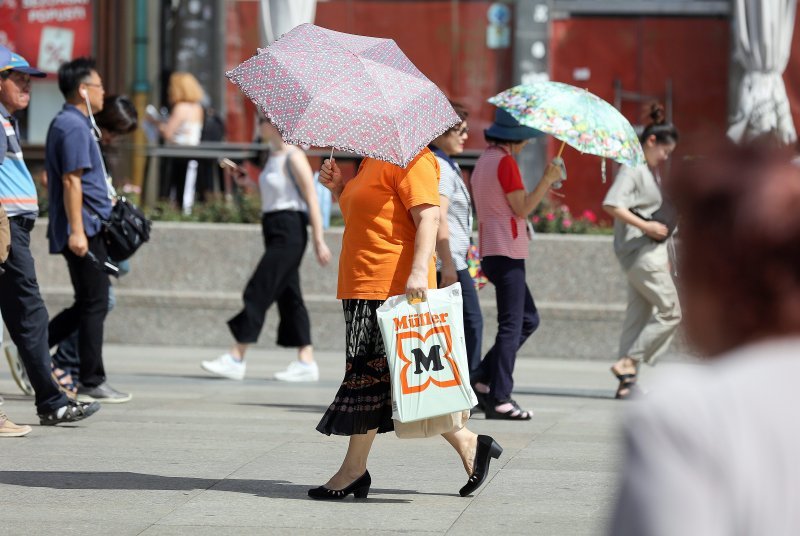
[470,109,561,420]
[489,82,671,400]
[602,104,682,399]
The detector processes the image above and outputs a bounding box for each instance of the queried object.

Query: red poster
[0,0,93,72]
[0,0,20,50]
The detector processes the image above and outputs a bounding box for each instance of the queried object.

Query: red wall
[224,1,261,143]
[549,17,730,220]
[314,0,514,152]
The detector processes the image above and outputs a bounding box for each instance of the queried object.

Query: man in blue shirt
[45,57,131,403]
[0,47,101,427]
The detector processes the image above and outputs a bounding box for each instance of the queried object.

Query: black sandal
[485,399,533,420]
[614,374,640,400]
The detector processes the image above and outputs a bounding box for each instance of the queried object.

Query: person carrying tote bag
[376,283,477,438]
[311,149,502,500]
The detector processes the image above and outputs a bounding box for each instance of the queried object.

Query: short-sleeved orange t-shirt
[337,149,440,300]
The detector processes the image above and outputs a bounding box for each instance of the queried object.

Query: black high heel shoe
[308,471,371,500]
[459,435,503,497]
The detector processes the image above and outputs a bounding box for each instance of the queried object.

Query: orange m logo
[396,326,462,395]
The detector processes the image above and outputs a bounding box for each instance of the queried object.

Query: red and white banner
[0,0,93,72]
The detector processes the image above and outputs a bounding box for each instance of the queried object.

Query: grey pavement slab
[0,344,687,535]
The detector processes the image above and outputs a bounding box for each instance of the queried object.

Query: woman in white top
[159,72,204,210]
[201,116,332,382]
[602,104,682,398]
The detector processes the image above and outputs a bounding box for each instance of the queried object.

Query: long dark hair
[639,103,678,145]
[95,95,138,135]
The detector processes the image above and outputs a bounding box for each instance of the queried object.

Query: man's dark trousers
[47,233,109,388]
[0,218,67,413]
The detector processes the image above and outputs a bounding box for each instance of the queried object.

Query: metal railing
[144,142,483,168]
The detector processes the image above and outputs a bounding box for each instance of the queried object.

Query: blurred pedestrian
[46,57,131,404]
[430,101,483,375]
[610,143,800,536]
[201,117,331,382]
[309,148,501,500]
[470,109,560,420]
[50,94,139,394]
[157,72,204,214]
[0,48,100,427]
[602,104,681,399]
[94,94,140,169]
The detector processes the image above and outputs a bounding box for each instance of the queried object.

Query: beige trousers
[619,252,682,365]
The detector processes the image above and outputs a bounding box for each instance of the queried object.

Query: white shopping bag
[376,283,478,423]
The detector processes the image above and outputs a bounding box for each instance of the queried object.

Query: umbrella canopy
[489,82,645,168]
[227,23,460,167]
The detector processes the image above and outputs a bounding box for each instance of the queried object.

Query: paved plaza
[0,345,642,535]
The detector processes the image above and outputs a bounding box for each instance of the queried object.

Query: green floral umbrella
[489,82,645,171]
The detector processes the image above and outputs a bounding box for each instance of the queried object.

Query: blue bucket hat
[0,47,46,78]
[484,108,542,142]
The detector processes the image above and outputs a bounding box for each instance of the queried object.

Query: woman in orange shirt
[310,148,501,500]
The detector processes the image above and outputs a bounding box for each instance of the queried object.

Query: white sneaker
[201,353,245,380]
[274,361,319,382]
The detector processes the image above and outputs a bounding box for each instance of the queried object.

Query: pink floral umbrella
[226,24,460,168]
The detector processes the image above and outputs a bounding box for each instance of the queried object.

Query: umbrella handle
[556,140,566,158]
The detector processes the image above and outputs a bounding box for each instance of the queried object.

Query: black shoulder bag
[88,128,152,261]
[630,171,678,243]
[100,197,152,261]
[631,200,678,243]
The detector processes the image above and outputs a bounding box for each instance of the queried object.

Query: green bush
[147,193,262,224]
[141,187,610,236]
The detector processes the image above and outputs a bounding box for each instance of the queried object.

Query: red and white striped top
[471,146,530,259]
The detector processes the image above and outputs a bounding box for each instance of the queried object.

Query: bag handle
[83,124,117,223]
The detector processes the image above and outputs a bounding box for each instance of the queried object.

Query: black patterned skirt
[316,299,395,436]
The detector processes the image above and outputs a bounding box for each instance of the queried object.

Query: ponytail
[639,102,678,145]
